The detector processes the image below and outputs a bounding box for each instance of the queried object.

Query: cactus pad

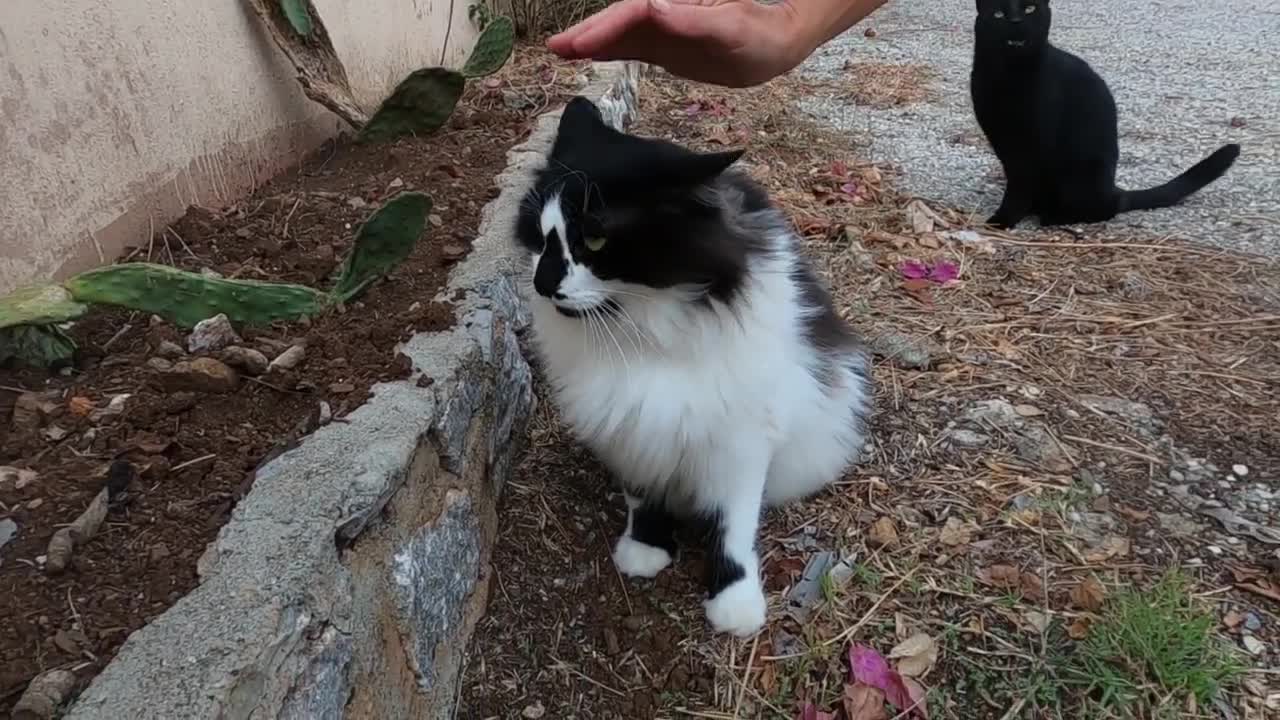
[359,68,466,144]
[0,324,77,368]
[333,192,432,302]
[279,0,313,37]
[0,284,87,329]
[461,16,515,78]
[65,263,329,329]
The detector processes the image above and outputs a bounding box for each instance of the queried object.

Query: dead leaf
[902,678,929,718]
[905,199,940,234]
[869,517,899,548]
[1237,581,1280,603]
[901,278,932,293]
[68,396,94,417]
[976,565,1042,597]
[938,517,974,547]
[1067,618,1091,640]
[1013,404,1043,417]
[1070,576,1106,612]
[1085,536,1131,563]
[1022,610,1051,633]
[843,684,889,720]
[1223,610,1245,632]
[889,633,938,678]
[976,564,1022,590]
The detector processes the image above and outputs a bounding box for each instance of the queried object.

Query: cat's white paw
[705,576,767,637]
[612,535,672,578]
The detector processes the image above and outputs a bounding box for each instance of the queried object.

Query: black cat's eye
[584,236,608,252]
[994,9,1005,18]
[1025,3,1037,13]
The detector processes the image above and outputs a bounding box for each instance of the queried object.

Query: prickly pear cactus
[0,324,77,368]
[461,16,515,78]
[65,264,329,329]
[279,0,313,36]
[333,192,432,302]
[0,284,87,329]
[359,68,467,144]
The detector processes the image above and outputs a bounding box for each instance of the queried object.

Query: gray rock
[156,340,186,359]
[0,518,17,553]
[279,625,353,720]
[391,490,481,689]
[947,428,990,448]
[187,313,241,354]
[162,358,239,394]
[1156,512,1205,537]
[220,346,270,376]
[961,398,1024,429]
[1078,395,1160,437]
[868,329,942,370]
[269,344,307,371]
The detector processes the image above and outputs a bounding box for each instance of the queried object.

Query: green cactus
[65,264,329,329]
[359,15,515,143]
[0,324,77,368]
[359,68,466,144]
[279,0,313,37]
[461,16,515,78]
[334,192,431,302]
[0,284,87,329]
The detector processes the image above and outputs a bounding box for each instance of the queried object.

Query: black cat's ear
[558,97,605,135]
[670,149,745,185]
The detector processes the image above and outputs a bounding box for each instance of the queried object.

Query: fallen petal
[900,260,929,279]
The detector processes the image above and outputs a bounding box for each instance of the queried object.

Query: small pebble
[1232,464,1249,477]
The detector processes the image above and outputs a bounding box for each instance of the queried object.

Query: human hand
[547,0,809,88]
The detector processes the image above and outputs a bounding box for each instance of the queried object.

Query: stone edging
[63,61,642,720]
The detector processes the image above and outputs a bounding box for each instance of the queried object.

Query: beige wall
[0,0,478,295]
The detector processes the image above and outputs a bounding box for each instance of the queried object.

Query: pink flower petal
[928,261,959,283]
[840,182,860,196]
[848,645,916,716]
[900,260,929,280]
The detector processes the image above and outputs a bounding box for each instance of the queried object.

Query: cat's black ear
[671,149,745,185]
[558,97,605,135]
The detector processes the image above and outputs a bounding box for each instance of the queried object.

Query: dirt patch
[0,44,587,713]
[461,72,1279,719]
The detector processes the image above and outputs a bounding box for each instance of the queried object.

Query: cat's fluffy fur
[515,98,871,637]
[971,0,1240,229]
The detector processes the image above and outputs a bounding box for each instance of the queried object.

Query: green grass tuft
[1066,572,1243,717]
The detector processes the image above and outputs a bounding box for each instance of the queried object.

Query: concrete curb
[63,61,643,720]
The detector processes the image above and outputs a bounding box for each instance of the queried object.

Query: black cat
[970,0,1240,229]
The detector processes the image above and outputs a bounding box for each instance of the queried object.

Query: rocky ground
[461,62,1279,720]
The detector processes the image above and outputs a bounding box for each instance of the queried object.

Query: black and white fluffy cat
[970,0,1241,229]
[515,97,871,637]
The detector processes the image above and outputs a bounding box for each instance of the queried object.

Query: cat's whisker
[595,307,633,374]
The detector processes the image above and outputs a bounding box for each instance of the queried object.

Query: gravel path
[796,0,1280,257]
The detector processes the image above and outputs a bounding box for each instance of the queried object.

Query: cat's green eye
[584,236,608,252]
[1025,4,1037,13]
[994,10,1005,18]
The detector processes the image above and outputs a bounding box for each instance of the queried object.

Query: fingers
[547,0,651,57]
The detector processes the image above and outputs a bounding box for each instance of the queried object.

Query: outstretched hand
[547,0,809,88]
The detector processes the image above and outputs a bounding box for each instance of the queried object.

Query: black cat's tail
[1118,144,1241,212]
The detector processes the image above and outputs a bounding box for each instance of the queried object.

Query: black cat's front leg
[987,169,1033,229]
[612,492,678,578]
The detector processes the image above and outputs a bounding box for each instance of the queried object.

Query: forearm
[791,0,889,58]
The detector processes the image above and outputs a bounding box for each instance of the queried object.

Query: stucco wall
[0,0,478,295]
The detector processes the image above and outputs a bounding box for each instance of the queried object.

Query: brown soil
[0,44,585,712]
[461,73,1279,719]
